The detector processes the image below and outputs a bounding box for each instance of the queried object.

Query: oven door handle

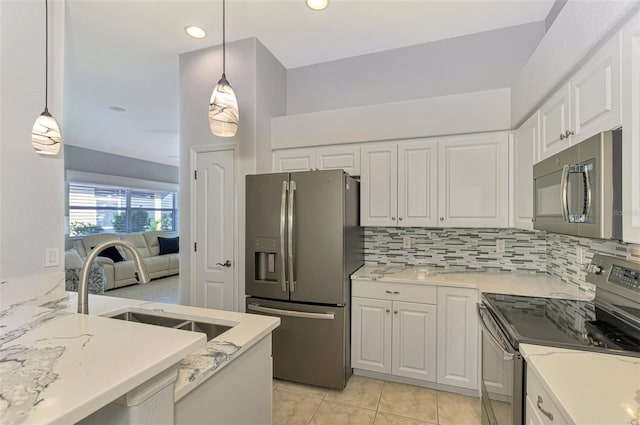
[477,304,514,361]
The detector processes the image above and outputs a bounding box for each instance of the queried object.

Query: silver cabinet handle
[216,260,232,267]
[537,396,554,421]
[560,133,566,140]
[398,217,403,221]
[391,216,396,220]
[439,217,444,221]
[564,130,574,138]
[385,290,400,294]
[280,181,288,292]
[393,310,398,314]
[288,180,296,292]
[385,308,390,313]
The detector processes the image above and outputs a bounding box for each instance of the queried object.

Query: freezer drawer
[246,298,350,389]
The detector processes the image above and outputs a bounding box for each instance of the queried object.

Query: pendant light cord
[222,0,226,77]
[44,0,49,112]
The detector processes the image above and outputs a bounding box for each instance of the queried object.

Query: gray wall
[65,145,179,183]
[286,22,544,115]
[179,38,286,308]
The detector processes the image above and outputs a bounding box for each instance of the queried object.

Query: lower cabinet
[351,281,479,392]
[436,286,479,390]
[352,297,437,382]
[525,365,571,425]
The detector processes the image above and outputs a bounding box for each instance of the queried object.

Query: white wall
[511,0,639,126]
[287,22,543,115]
[0,0,65,280]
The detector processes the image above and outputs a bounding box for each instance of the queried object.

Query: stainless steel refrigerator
[245,170,363,389]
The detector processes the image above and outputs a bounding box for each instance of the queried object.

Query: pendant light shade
[208,0,239,137]
[32,109,61,155]
[209,75,239,137]
[32,0,61,155]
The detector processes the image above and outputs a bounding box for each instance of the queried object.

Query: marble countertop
[0,273,280,424]
[520,344,640,425]
[351,265,593,300]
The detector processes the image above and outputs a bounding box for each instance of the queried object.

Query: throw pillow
[158,236,179,255]
[91,245,125,263]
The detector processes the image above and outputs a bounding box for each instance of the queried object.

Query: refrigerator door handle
[288,180,296,292]
[247,304,335,320]
[280,181,288,292]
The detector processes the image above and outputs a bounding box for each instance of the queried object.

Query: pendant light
[208,0,239,137]
[32,0,61,155]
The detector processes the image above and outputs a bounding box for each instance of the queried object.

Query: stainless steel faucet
[78,239,151,314]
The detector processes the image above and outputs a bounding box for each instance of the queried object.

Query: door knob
[216,260,232,267]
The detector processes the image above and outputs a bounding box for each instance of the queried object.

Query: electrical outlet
[496,239,505,254]
[45,247,59,267]
[403,236,412,249]
[576,246,584,265]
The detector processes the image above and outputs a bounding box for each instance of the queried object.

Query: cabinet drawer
[526,368,570,425]
[352,280,436,304]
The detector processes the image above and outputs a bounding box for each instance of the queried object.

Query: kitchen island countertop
[520,344,640,425]
[351,265,593,300]
[0,273,279,425]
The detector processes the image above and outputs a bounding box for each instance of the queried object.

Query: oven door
[478,304,523,425]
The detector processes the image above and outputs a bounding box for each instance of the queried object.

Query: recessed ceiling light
[306,0,328,11]
[109,106,126,112]
[185,25,207,39]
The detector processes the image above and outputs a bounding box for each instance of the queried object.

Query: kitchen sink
[107,310,233,342]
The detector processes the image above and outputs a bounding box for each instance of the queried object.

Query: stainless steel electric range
[478,254,640,425]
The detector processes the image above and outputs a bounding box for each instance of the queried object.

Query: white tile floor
[273,376,481,425]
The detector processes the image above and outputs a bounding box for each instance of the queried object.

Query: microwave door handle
[288,180,296,292]
[583,165,592,221]
[561,165,570,222]
[280,181,288,292]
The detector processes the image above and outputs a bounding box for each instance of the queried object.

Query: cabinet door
[351,297,392,374]
[622,13,640,244]
[361,144,398,226]
[397,140,438,227]
[272,149,315,172]
[512,113,538,230]
[315,145,361,176]
[438,134,509,227]
[436,287,478,390]
[539,84,572,161]
[391,301,437,382]
[571,33,621,143]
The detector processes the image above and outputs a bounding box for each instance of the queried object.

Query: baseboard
[353,369,480,398]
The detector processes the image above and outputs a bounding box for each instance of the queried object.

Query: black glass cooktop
[482,293,640,357]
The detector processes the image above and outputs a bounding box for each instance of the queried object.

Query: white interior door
[194,149,235,311]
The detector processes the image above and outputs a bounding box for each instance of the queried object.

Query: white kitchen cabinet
[352,281,437,384]
[397,140,438,227]
[539,84,572,161]
[436,287,478,390]
[511,112,538,230]
[438,133,509,227]
[272,148,315,172]
[272,145,361,175]
[571,33,621,143]
[391,301,437,381]
[351,297,392,374]
[622,13,640,244]
[315,145,361,176]
[361,143,398,226]
[525,366,571,425]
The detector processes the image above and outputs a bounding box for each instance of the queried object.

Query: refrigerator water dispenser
[253,237,278,282]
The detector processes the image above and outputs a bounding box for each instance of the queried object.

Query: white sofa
[73,231,179,291]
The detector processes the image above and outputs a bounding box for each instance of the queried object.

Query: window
[68,183,178,236]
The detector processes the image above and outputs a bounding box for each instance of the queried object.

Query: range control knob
[593,265,603,275]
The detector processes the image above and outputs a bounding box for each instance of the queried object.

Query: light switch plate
[403,236,411,249]
[576,246,584,265]
[45,247,59,267]
[496,239,505,254]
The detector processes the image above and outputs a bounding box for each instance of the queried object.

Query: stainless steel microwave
[532,129,622,239]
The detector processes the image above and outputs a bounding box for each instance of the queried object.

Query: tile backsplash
[364,227,640,293]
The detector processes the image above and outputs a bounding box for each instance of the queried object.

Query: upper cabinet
[622,12,640,244]
[537,33,622,163]
[511,112,538,230]
[273,145,361,176]
[438,134,509,228]
[361,133,508,228]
